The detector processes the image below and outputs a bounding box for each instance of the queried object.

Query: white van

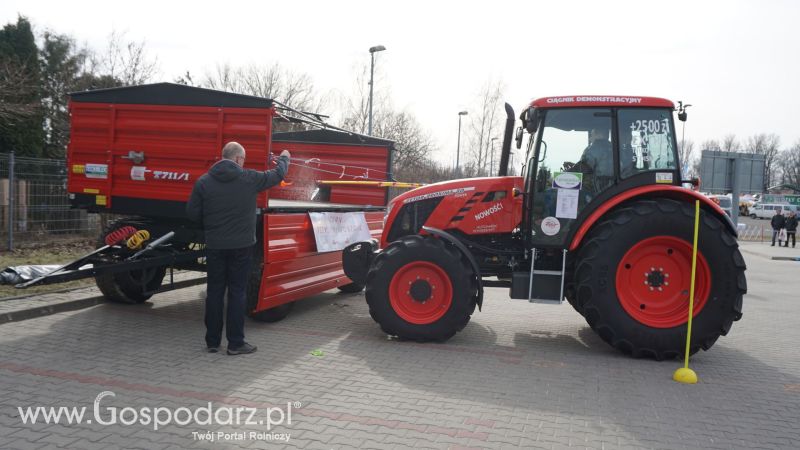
[750,203,796,219]
[709,195,732,216]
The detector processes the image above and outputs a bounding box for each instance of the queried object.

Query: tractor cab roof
[530,96,674,109]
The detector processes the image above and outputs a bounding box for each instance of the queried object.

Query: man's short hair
[222,142,245,160]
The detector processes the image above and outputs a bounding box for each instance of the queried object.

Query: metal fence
[1,152,104,250]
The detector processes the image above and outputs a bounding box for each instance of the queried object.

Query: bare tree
[96,30,158,86]
[339,62,389,135]
[701,139,721,151]
[746,133,781,190]
[0,60,39,123]
[373,110,437,180]
[202,63,242,92]
[202,62,325,113]
[338,61,435,181]
[778,140,800,189]
[721,134,741,152]
[465,79,505,176]
[677,139,695,177]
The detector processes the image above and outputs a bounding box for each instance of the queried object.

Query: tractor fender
[422,226,484,310]
[568,185,737,251]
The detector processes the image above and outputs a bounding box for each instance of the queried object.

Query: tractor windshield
[617,108,677,178]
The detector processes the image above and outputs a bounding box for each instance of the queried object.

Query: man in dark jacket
[771,209,786,247]
[186,142,290,355]
[784,211,797,248]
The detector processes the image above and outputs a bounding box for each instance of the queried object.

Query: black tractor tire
[95,220,167,304]
[337,282,365,293]
[563,253,582,316]
[365,235,477,342]
[246,248,295,322]
[574,199,746,360]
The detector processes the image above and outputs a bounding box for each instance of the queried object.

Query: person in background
[186,142,290,355]
[784,211,797,248]
[770,208,786,247]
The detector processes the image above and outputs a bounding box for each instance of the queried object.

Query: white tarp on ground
[308,212,372,253]
[0,265,60,285]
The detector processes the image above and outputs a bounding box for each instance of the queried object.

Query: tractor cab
[516,96,681,249]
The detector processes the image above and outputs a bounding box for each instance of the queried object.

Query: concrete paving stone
[61,439,113,450]
[325,435,366,447]
[0,439,48,450]
[1,243,799,447]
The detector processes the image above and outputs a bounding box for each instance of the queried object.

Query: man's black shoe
[227,343,257,355]
[207,346,220,353]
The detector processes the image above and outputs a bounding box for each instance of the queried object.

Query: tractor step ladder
[528,248,567,304]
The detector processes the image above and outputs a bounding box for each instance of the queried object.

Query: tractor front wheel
[574,199,746,360]
[365,235,477,341]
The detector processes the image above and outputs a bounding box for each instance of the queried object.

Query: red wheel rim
[389,261,453,325]
[615,236,711,328]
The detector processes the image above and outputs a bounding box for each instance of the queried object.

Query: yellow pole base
[673,367,698,384]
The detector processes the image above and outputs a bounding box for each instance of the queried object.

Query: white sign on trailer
[308,212,372,253]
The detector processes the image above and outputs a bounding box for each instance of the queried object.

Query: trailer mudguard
[422,226,484,310]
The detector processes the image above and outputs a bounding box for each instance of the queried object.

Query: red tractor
[343,96,746,360]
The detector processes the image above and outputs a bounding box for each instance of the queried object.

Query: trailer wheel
[95,221,166,304]
[574,199,746,360]
[365,235,476,341]
[337,282,365,293]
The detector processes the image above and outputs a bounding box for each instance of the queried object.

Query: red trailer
[28,83,393,322]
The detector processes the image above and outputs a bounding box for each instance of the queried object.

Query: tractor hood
[382,176,524,247]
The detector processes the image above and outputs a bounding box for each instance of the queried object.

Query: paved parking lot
[1,241,799,449]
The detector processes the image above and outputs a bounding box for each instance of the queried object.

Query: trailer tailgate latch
[122,151,145,164]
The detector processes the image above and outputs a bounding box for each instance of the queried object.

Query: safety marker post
[673,200,700,384]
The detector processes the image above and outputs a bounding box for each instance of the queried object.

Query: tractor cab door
[524,108,613,248]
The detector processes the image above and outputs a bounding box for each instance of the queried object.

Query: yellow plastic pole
[673,200,700,384]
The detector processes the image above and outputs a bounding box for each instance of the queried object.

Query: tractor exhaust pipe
[498,103,515,176]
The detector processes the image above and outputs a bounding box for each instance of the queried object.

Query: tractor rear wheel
[574,199,746,360]
[365,235,477,341]
[95,220,166,304]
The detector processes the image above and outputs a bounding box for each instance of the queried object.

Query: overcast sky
[3,0,799,168]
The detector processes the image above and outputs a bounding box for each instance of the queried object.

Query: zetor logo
[154,171,189,181]
[474,202,504,221]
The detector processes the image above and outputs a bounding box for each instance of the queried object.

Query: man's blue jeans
[205,246,254,349]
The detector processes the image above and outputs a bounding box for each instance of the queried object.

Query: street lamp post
[456,111,468,175]
[490,137,498,176]
[368,45,386,136]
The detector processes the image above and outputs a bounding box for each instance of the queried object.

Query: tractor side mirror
[677,100,691,122]
[525,108,539,133]
[515,126,524,149]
